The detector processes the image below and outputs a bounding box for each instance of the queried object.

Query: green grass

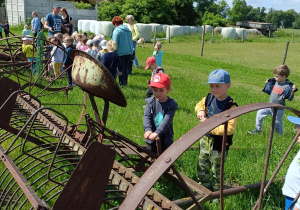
[2,27,300,209]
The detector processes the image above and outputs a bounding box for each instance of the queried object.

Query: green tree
[281,9,297,28]
[121,0,176,24]
[207,0,229,18]
[228,0,248,24]
[202,11,227,26]
[265,9,283,27]
[171,0,199,25]
[97,0,123,21]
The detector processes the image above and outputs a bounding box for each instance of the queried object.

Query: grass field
[3,26,300,209]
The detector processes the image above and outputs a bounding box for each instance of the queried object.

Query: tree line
[97,0,300,29]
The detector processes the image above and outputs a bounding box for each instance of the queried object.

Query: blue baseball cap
[53,4,61,8]
[207,69,230,84]
[287,116,300,125]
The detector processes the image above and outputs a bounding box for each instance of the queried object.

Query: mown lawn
[3,26,300,209]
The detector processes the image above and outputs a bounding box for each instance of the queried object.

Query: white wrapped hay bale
[166,25,183,39]
[205,25,212,33]
[247,29,261,36]
[189,26,198,34]
[82,20,93,32]
[235,28,247,39]
[123,23,129,28]
[136,23,152,42]
[214,27,223,34]
[100,21,114,37]
[78,20,84,32]
[182,26,190,35]
[197,26,203,34]
[94,22,102,35]
[162,24,169,32]
[221,27,236,39]
[89,21,98,33]
[148,23,163,33]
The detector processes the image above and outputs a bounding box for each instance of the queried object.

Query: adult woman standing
[60,8,74,35]
[31,11,41,37]
[126,15,140,72]
[111,16,133,87]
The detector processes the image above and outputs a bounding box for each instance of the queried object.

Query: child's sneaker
[248,128,261,135]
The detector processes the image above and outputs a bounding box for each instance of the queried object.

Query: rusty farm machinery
[0,35,300,210]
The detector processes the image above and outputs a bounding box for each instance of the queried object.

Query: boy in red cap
[143,73,178,154]
[145,57,164,98]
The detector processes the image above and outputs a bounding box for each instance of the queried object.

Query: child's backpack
[204,93,238,117]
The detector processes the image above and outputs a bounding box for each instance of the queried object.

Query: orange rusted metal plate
[71,50,127,107]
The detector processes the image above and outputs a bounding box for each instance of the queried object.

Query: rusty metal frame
[119,103,300,209]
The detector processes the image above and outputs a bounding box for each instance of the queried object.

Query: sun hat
[100,40,107,49]
[145,57,156,69]
[207,69,230,84]
[287,116,300,125]
[53,4,61,8]
[92,37,100,45]
[86,40,93,46]
[21,35,33,42]
[148,73,171,88]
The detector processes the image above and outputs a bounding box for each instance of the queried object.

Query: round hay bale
[100,21,114,37]
[214,27,223,34]
[162,24,169,32]
[247,29,261,36]
[78,20,83,32]
[136,23,152,42]
[148,23,163,33]
[81,20,93,32]
[89,21,98,33]
[94,22,102,35]
[235,28,247,39]
[166,25,183,39]
[123,23,129,28]
[221,27,236,39]
[182,26,190,35]
[189,26,198,34]
[205,25,212,33]
[197,26,203,34]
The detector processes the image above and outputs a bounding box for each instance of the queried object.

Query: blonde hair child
[101,40,121,80]
[152,42,163,66]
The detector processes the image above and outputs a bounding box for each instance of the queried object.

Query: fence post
[282,41,289,65]
[153,27,157,47]
[211,26,214,43]
[200,25,205,57]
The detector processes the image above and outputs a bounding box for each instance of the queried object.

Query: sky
[225,0,300,13]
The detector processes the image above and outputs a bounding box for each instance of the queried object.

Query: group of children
[142,58,299,208]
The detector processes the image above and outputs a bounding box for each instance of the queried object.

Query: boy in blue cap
[195,69,238,191]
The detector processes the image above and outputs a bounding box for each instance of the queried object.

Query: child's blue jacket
[262,78,298,99]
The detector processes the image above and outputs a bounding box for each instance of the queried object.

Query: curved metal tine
[220,122,228,210]
[255,108,278,210]
[4,106,62,154]
[0,90,41,112]
[253,125,300,209]
[45,108,70,186]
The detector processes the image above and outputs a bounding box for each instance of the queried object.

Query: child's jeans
[255,108,284,134]
[28,57,37,74]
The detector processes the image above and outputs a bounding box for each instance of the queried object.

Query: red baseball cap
[145,57,156,69]
[148,73,171,88]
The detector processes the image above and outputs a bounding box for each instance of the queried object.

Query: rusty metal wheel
[119,103,300,210]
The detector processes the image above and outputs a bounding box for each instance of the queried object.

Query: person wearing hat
[44,4,63,37]
[145,57,164,98]
[282,116,300,210]
[143,73,178,154]
[21,35,37,74]
[96,40,108,62]
[84,39,97,58]
[194,69,238,192]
